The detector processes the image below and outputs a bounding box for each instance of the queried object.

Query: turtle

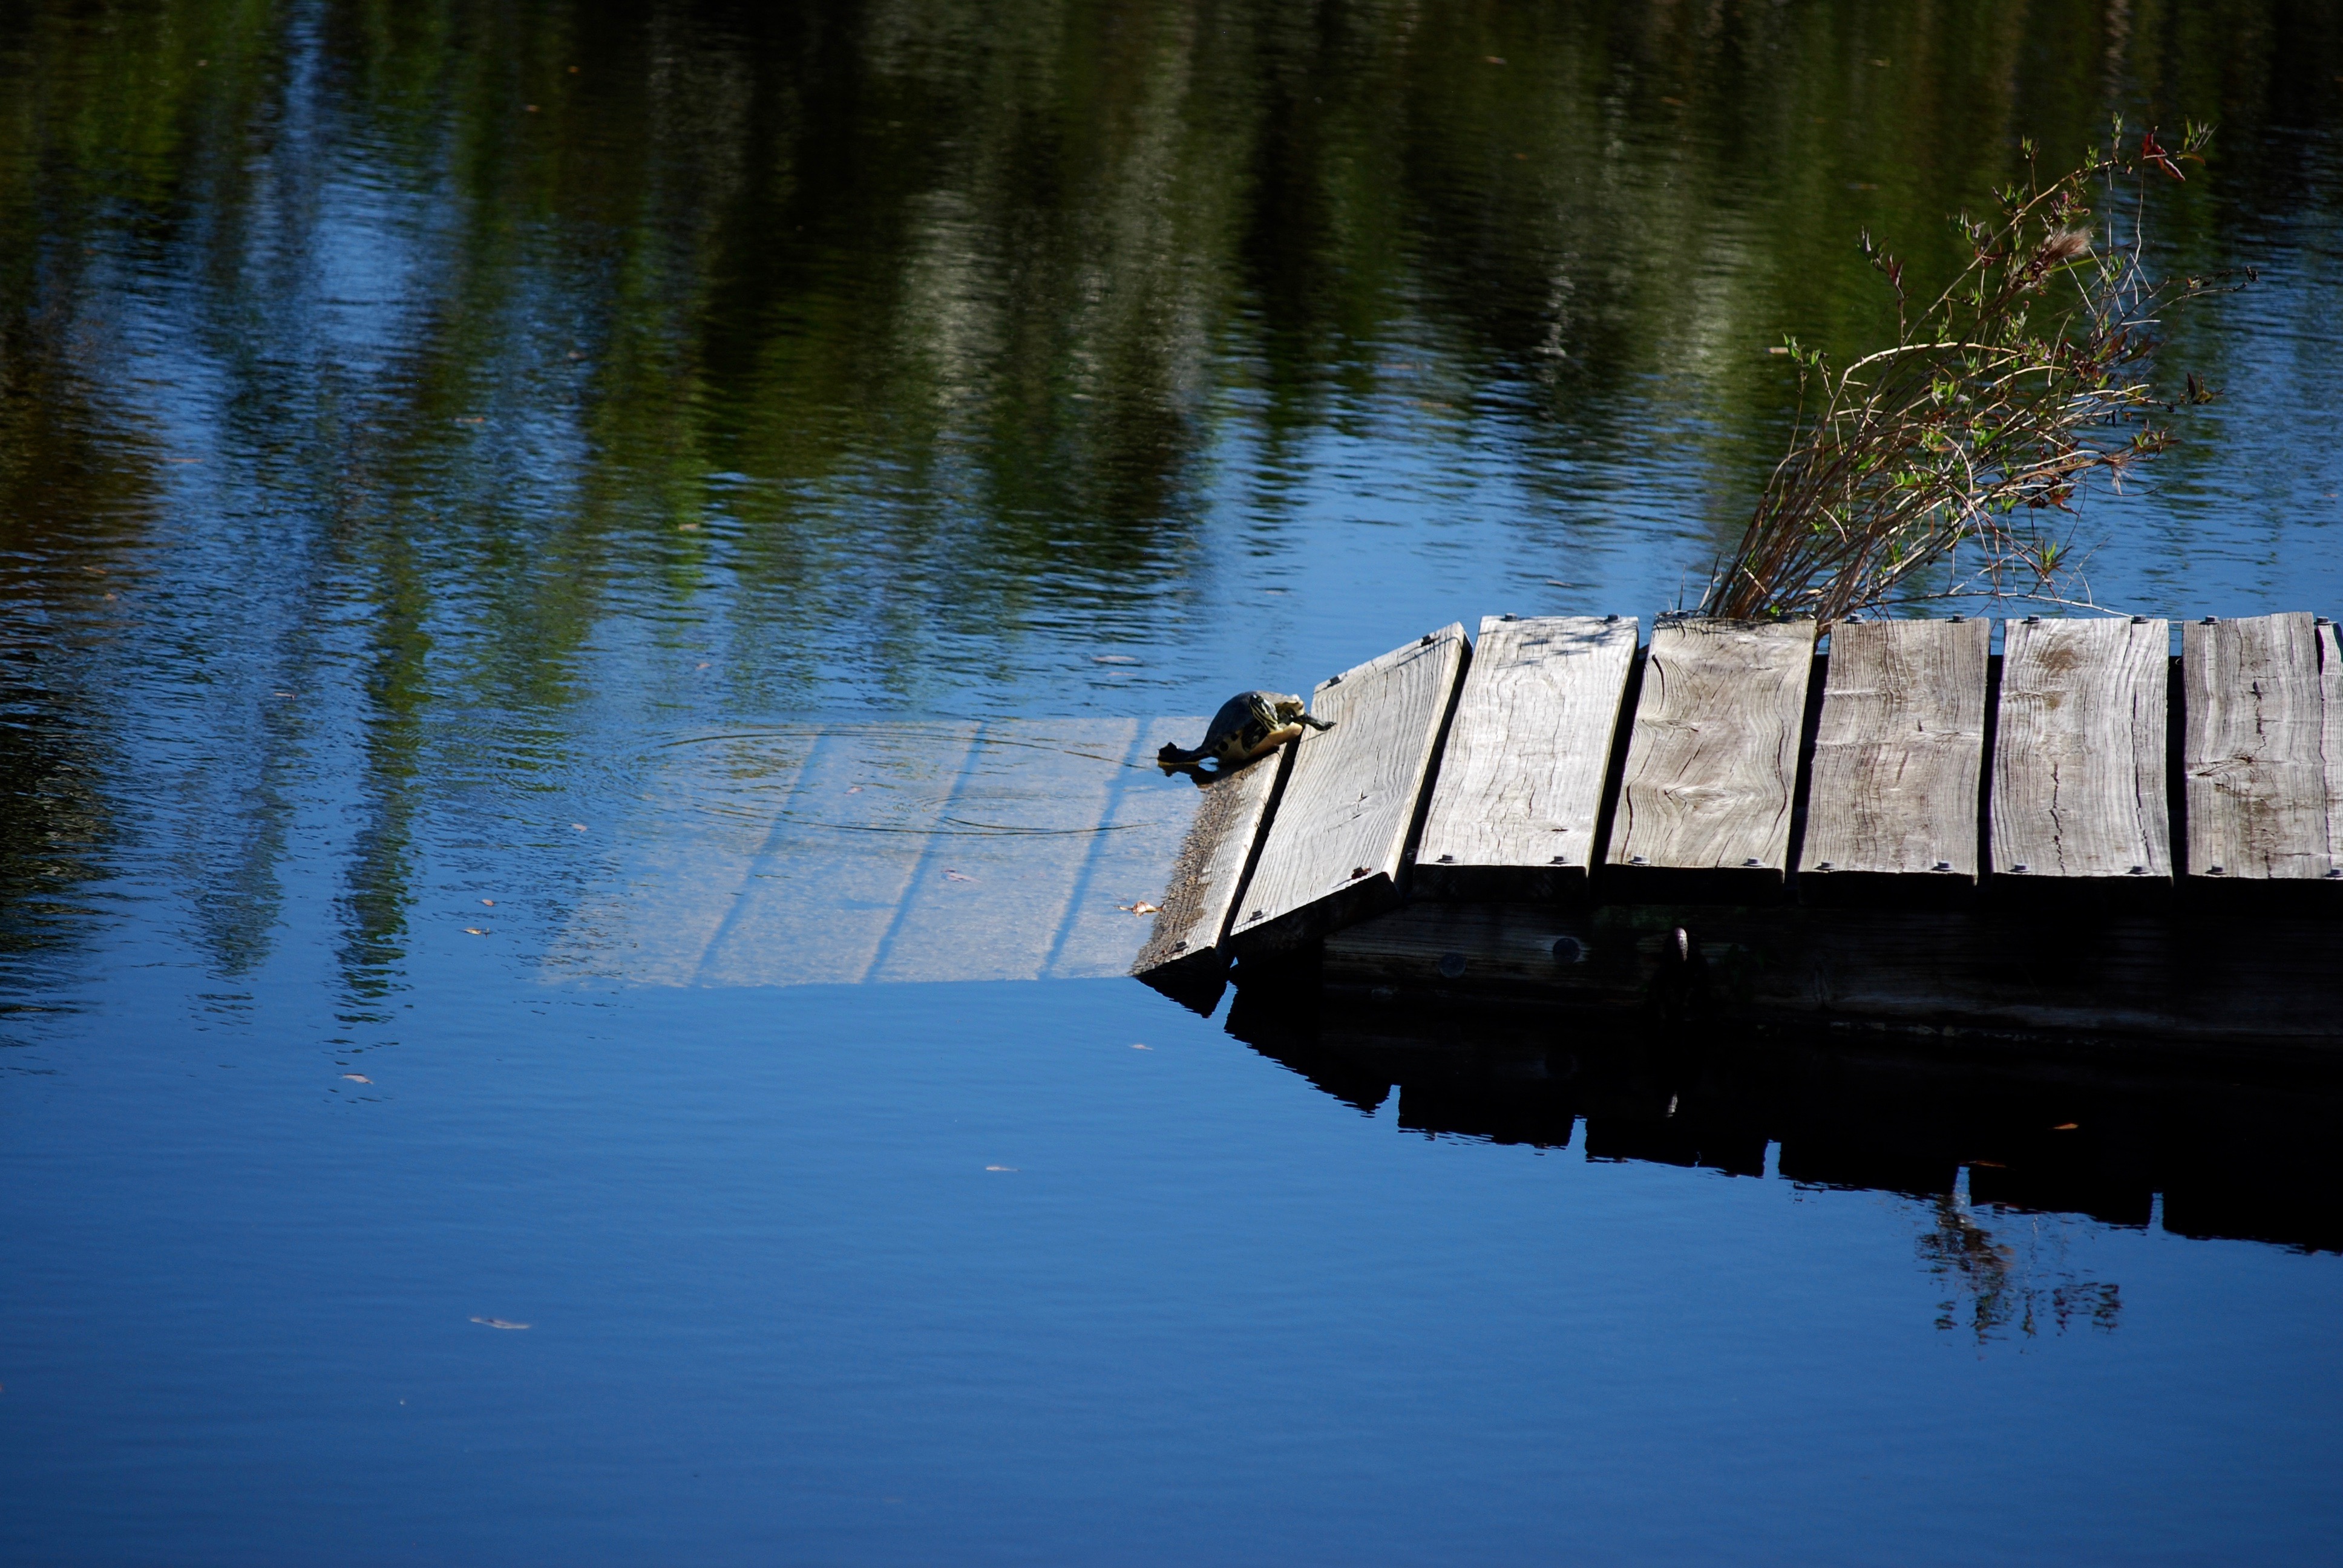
[1157,690,1333,776]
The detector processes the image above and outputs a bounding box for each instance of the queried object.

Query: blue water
[4,0,2342,1560]
[9,979,2339,1564]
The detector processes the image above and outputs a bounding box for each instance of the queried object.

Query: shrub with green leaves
[1706,121,2247,622]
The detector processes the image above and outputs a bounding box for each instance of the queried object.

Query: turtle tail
[1157,740,1210,773]
[1299,713,1336,733]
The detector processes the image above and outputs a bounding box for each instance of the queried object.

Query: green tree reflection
[0,0,2327,984]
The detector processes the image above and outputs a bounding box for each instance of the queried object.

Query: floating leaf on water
[465,927,487,935]
[571,823,587,832]
[480,898,494,906]
[944,869,975,882]
[984,1165,1018,1172]
[1130,1044,1152,1051]
[1092,655,1141,665]
[2053,1122,2080,1131]
[1118,901,1160,916]
[342,1073,372,1083]
[470,1317,532,1330]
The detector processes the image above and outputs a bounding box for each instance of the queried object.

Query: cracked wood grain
[1990,617,2169,883]
[1225,624,1468,955]
[1414,614,1637,899]
[1607,617,1815,892]
[2183,612,2327,880]
[1131,738,1288,1005]
[1801,617,1990,887]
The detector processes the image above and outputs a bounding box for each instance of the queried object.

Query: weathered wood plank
[1990,617,2170,886]
[545,728,827,985]
[1414,614,1637,900]
[865,722,1139,985]
[670,725,988,987]
[1800,617,1990,895]
[1607,616,1815,897]
[2324,618,2343,880]
[1225,625,1469,956]
[1050,717,1228,983]
[1320,899,2343,1044]
[551,720,1213,988]
[2183,612,2328,881]
[1130,739,1289,1010]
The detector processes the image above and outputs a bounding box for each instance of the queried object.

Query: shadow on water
[1224,987,2343,1332]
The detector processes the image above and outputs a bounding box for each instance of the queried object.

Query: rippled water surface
[4,1,2341,1561]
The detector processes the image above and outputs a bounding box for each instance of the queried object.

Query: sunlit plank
[551,718,1205,987]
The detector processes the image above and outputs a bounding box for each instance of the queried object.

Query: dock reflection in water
[1227,990,2343,1334]
[554,718,1204,985]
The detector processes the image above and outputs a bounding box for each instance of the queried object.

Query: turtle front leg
[1236,722,1303,763]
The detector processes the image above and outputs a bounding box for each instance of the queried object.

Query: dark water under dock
[4,1,2342,1561]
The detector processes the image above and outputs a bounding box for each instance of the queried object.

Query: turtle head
[1274,693,1335,733]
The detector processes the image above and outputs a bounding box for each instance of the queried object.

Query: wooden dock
[1136,612,2343,1051]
